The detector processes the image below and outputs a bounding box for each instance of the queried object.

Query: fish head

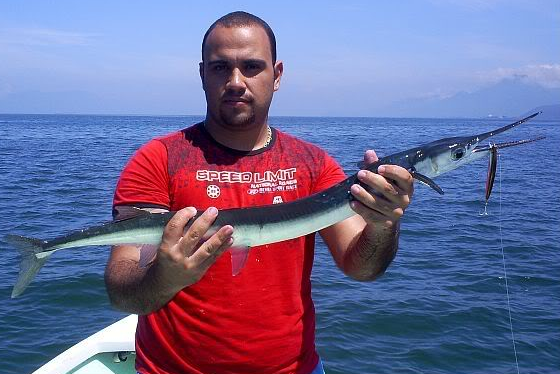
[411,135,486,177]
[412,112,543,178]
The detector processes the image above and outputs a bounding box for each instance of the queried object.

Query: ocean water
[0,114,558,374]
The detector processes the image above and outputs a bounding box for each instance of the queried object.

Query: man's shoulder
[147,122,203,149]
[274,128,327,156]
[273,128,344,191]
[156,122,202,141]
[128,122,203,164]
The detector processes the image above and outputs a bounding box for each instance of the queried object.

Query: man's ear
[199,62,205,89]
[273,60,283,91]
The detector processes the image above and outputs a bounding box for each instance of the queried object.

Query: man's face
[200,25,282,130]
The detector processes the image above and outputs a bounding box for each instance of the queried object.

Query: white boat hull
[33,315,137,374]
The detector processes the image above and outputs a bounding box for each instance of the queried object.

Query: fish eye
[451,147,465,160]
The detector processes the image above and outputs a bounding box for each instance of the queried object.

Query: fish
[5,112,544,298]
[485,144,499,203]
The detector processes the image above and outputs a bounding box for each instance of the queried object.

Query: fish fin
[113,206,153,222]
[5,235,51,298]
[138,244,159,268]
[229,247,250,276]
[411,171,444,195]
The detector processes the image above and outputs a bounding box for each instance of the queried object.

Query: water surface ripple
[0,114,558,374]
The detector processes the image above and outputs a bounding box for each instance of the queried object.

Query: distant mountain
[384,77,560,119]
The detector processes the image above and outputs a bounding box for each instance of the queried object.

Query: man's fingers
[162,207,197,245]
[154,206,234,290]
[188,225,234,269]
[350,184,403,221]
[180,207,219,256]
[351,165,413,223]
[350,200,400,224]
[378,165,414,195]
[364,149,379,165]
[356,170,400,200]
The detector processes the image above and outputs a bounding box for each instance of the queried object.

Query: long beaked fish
[5,112,544,297]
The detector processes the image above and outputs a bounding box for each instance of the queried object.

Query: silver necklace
[262,126,272,148]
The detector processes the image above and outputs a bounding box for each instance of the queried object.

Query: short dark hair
[201,11,277,64]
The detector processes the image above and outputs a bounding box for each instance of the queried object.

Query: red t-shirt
[113,123,346,374]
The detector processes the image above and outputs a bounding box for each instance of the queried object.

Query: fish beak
[470,111,542,153]
[473,137,546,153]
[472,143,492,154]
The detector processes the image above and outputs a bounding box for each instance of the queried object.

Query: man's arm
[320,150,413,281]
[104,207,233,315]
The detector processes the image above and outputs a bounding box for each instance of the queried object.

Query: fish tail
[5,234,51,298]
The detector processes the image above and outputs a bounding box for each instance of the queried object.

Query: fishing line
[497,152,521,374]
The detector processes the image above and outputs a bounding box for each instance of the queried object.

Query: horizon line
[0,112,527,121]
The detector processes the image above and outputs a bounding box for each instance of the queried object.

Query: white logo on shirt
[196,168,298,196]
[196,168,296,183]
[207,185,220,199]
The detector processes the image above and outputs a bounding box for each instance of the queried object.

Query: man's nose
[226,68,246,93]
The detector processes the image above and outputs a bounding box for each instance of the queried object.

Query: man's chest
[167,152,314,210]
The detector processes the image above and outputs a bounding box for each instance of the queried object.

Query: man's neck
[204,118,271,151]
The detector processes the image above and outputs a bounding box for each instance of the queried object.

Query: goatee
[219,109,256,129]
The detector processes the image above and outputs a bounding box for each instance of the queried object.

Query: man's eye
[246,63,261,71]
[213,65,227,72]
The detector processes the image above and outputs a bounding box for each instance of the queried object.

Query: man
[105,11,413,374]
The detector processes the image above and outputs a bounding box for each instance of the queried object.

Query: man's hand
[152,207,234,297]
[320,149,412,281]
[105,206,234,314]
[349,149,414,227]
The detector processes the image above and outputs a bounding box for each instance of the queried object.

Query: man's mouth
[222,97,250,106]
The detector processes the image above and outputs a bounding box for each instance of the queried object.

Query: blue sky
[1,0,559,116]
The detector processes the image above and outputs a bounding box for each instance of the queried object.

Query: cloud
[478,64,560,88]
[410,64,560,103]
[0,27,99,46]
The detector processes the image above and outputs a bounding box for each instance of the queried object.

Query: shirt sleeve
[113,139,170,216]
[312,152,347,193]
